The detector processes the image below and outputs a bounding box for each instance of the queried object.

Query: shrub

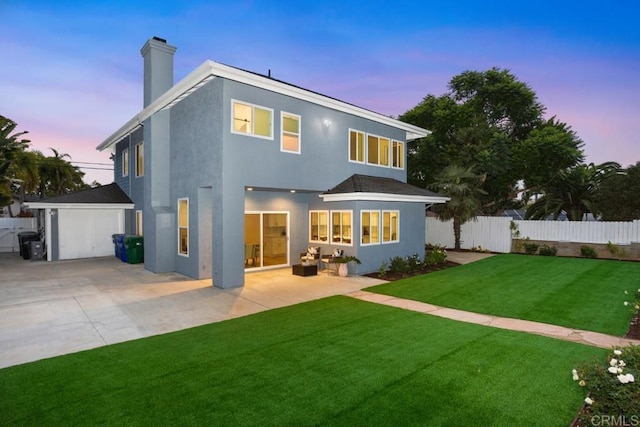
[377,261,388,278]
[523,242,539,255]
[425,245,447,266]
[538,245,557,256]
[580,245,598,259]
[406,253,423,272]
[389,256,409,274]
[607,241,628,259]
[572,345,640,425]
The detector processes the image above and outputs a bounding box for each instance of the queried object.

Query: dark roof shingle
[32,183,133,204]
[325,174,444,198]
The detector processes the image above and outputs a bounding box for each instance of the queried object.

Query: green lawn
[367,254,639,336]
[1,296,604,426]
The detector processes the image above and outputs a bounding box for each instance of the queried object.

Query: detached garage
[24,184,134,261]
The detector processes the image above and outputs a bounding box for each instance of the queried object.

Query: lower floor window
[178,198,189,256]
[136,210,143,236]
[383,210,399,243]
[331,210,352,245]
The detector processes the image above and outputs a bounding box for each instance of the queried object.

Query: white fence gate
[426,217,640,253]
[0,218,38,253]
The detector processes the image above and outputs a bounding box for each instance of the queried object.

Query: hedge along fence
[426,217,640,261]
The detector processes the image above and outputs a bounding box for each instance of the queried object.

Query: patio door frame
[244,210,290,271]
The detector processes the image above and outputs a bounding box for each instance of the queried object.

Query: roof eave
[24,203,135,210]
[318,192,450,203]
[97,60,431,151]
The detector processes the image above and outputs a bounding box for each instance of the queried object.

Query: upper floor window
[367,134,390,166]
[232,100,273,139]
[392,140,404,169]
[361,210,380,245]
[349,129,404,169]
[135,142,144,177]
[309,210,328,242]
[382,210,399,243]
[349,129,365,163]
[331,210,352,245]
[122,148,129,177]
[178,198,189,256]
[281,112,301,154]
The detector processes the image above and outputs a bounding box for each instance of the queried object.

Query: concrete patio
[0,253,387,369]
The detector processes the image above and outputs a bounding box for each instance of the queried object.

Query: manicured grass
[367,254,639,336]
[1,296,604,426]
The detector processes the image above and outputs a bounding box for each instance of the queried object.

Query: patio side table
[292,264,317,277]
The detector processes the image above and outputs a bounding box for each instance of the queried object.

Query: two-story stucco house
[97,37,448,288]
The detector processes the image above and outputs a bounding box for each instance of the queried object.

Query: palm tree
[430,164,487,249]
[0,116,30,208]
[525,162,621,221]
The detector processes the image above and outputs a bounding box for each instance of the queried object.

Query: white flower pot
[338,263,348,277]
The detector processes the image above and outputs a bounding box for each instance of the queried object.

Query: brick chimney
[140,37,177,107]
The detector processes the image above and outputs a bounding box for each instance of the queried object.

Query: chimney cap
[152,36,167,43]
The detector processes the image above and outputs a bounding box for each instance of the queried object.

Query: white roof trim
[97,61,430,152]
[24,203,135,210]
[318,192,450,203]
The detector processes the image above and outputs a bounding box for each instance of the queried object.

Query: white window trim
[382,210,400,244]
[231,99,274,140]
[122,148,129,177]
[309,210,329,243]
[348,128,365,164]
[330,209,353,246]
[360,210,380,246]
[391,140,404,170]
[281,111,301,154]
[135,142,144,178]
[178,198,189,257]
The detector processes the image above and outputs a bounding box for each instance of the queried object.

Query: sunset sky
[2,0,638,185]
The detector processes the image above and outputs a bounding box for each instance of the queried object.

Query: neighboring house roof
[319,174,450,204]
[97,60,430,152]
[501,209,596,221]
[24,183,135,210]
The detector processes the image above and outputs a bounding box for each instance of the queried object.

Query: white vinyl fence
[0,218,38,253]
[426,217,640,253]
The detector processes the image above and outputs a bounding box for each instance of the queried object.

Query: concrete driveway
[0,253,386,369]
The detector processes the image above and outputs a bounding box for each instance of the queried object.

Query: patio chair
[300,246,321,266]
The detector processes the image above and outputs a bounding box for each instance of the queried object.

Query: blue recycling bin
[114,234,127,262]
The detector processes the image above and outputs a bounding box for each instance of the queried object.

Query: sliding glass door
[244,212,289,270]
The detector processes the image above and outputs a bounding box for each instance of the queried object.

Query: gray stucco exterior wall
[111,74,429,288]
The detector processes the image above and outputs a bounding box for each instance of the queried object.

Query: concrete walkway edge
[346,290,640,349]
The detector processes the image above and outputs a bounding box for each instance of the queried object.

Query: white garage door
[58,209,125,260]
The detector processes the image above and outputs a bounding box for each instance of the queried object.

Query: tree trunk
[453,217,462,250]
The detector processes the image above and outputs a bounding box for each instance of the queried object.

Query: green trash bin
[123,235,144,264]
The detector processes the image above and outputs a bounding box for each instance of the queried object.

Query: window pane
[332,212,341,243]
[122,149,128,177]
[370,211,379,243]
[349,130,357,161]
[318,212,327,241]
[283,115,298,134]
[254,107,271,137]
[282,133,299,152]
[357,132,364,162]
[367,135,378,164]
[393,141,404,168]
[136,143,144,177]
[342,212,351,243]
[361,212,370,244]
[179,228,188,255]
[383,212,390,242]
[379,138,390,166]
[178,199,188,227]
[234,102,252,133]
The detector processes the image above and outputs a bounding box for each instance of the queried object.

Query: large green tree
[401,68,584,214]
[525,162,621,221]
[430,165,487,249]
[592,162,640,221]
[0,115,30,208]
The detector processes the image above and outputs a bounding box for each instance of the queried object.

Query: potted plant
[333,255,361,277]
